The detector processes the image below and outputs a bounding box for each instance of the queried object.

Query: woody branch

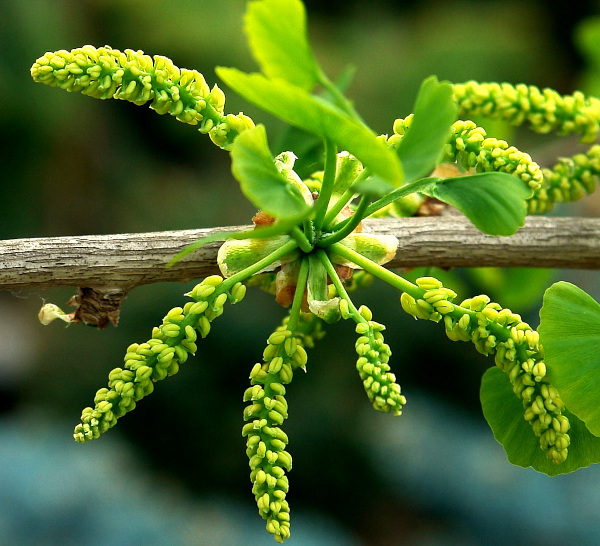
[1,216,599,292]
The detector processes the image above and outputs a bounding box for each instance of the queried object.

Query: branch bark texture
[1,217,599,293]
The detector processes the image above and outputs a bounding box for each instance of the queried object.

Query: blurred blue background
[3,0,600,544]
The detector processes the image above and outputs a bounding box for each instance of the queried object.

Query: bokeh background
[3,0,600,544]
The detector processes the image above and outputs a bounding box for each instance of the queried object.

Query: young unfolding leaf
[327,233,398,268]
[481,367,600,476]
[330,152,363,200]
[230,124,312,221]
[167,219,304,268]
[216,68,403,185]
[540,282,600,437]
[245,0,319,90]
[218,236,300,277]
[394,76,458,183]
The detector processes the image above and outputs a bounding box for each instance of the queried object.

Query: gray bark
[1,216,599,292]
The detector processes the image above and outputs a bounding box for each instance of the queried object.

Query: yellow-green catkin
[30,45,254,149]
[401,277,570,465]
[445,119,543,190]
[453,81,600,143]
[242,320,309,543]
[354,306,406,415]
[529,144,600,213]
[452,82,600,213]
[389,117,544,191]
[279,311,326,351]
[73,276,245,442]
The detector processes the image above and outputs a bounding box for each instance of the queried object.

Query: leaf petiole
[364,178,436,218]
[313,139,338,232]
[291,226,313,253]
[321,167,370,229]
[328,242,422,299]
[303,218,315,245]
[318,194,370,247]
[287,257,310,332]
[316,249,361,322]
[321,187,355,228]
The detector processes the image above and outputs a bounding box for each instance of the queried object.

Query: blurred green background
[3,1,600,544]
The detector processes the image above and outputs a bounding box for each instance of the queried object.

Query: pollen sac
[460,296,569,464]
[531,145,600,213]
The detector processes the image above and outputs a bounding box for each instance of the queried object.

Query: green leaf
[423,172,531,236]
[273,65,358,178]
[216,68,403,185]
[481,366,600,476]
[230,124,311,221]
[245,0,319,90]
[395,76,459,183]
[539,281,600,436]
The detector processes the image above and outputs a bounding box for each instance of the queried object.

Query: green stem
[321,187,355,229]
[316,250,362,322]
[332,245,527,349]
[329,242,423,299]
[364,185,419,218]
[201,102,226,127]
[287,257,310,332]
[322,164,372,230]
[330,244,505,333]
[220,239,299,292]
[291,226,313,253]
[313,139,338,232]
[318,194,371,247]
[303,218,315,246]
[197,102,245,149]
